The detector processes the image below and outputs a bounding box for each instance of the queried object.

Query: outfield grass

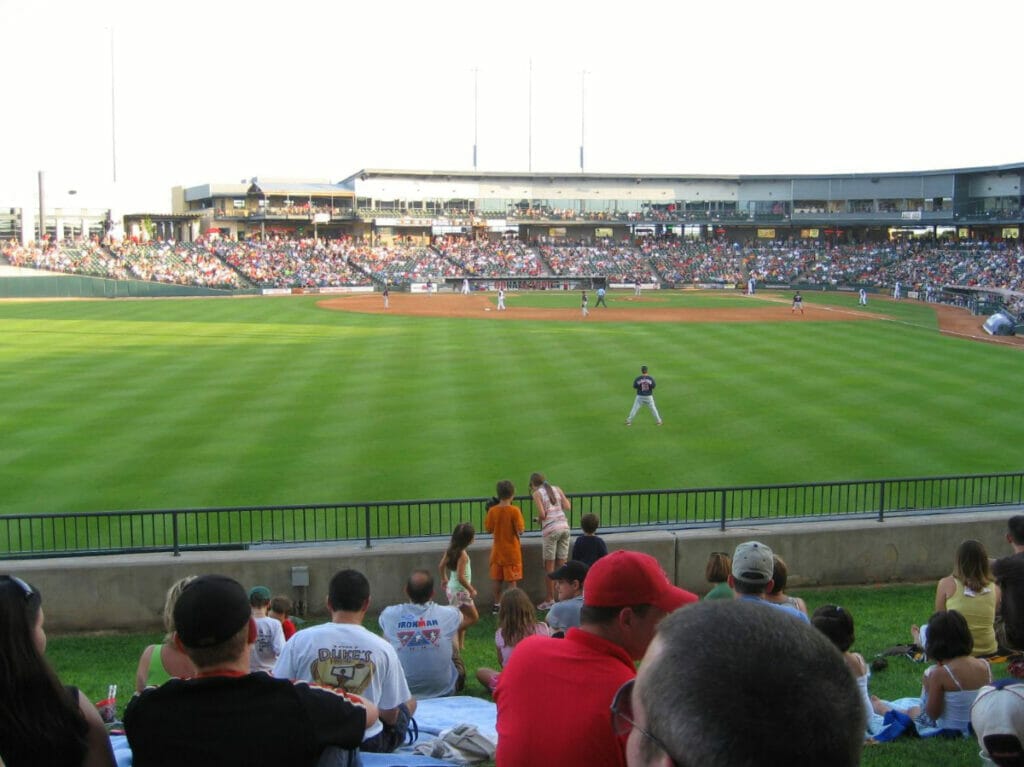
[48,583,991,767]
[0,291,1021,524]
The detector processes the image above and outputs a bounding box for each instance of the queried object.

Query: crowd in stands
[2,240,130,280]
[349,243,461,284]
[110,242,243,289]
[436,237,544,277]
[9,511,1024,766]
[4,236,1024,300]
[216,237,372,288]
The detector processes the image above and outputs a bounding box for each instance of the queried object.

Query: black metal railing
[2,472,1022,560]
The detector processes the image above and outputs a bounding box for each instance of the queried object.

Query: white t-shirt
[379,602,462,699]
[250,614,285,673]
[272,621,410,740]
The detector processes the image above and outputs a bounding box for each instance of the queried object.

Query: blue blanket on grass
[109,696,498,767]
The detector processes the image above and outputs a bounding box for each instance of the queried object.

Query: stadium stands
[2,236,1023,296]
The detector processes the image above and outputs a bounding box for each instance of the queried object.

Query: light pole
[37,170,46,243]
[580,70,587,174]
[473,67,479,171]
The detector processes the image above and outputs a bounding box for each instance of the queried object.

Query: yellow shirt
[948,577,997,656]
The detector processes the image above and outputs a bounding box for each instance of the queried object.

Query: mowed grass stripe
[1,296,1023,522]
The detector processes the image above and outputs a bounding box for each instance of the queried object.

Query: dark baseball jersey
[633,374,655,395]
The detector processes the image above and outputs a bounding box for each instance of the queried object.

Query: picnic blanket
[364,696,498,767]
[109,696,498,767]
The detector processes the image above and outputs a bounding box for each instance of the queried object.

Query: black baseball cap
[548,560,589,584]
[174,575,251,649]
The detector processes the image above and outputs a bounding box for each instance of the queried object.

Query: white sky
[2,0,1022,213]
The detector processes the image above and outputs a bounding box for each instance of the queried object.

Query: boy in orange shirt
[485,480,525,615]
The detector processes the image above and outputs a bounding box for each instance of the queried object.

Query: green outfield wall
[0,275,252,298]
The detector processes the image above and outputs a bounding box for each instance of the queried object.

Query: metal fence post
[364,506,373,549]
[720,490,727,532]
[172,511,181,557]
[877,481,886,523]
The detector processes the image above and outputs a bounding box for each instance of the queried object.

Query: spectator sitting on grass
[993,515,1024,653]
[125,574,375,767]
[703,551,734,600]
[378,569,466,699]
[765,554,808,616]
[621,600,864,766]
[248,586,285,674]
[545,560,588,637]
[135,576,199,692]
[872,609,992,735]
[972,679,1024,766]
[0,575,116,767]
[272,569,415,753]
[915,539,999,657]
[268,596,296,640]
[495,551,697,767]
[476,587,551,693]
[728,541,809,623]
[812,604,886,738]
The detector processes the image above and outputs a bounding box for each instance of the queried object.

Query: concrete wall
[8,510,1016,632]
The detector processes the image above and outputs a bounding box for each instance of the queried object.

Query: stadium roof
[247,180,351,196]
[340,161,1024,185]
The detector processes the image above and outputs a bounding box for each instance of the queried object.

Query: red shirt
[281,619,297,640]
[494,628,634,767]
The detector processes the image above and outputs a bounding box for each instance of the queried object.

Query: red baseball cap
[584,550,697,612]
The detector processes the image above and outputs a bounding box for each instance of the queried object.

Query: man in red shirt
[494,550,697,767]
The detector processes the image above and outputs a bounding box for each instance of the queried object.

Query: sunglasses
[610,678,678,765]
[1,575,35,600]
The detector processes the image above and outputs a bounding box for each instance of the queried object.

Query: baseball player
[462,278,470,296]
[497,287,506,311]
[893,281,902,300]
[382,282,389,309]
[792,291,804,314]
[625,365,662,426]
[581,290,589,317]
[858,287,868,306]
[595,286,607,307]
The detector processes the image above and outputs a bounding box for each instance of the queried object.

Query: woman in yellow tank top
[921,540,1001,657]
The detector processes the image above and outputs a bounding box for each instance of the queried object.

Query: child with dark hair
[703,551,734,601]
[484,480,524,615]
[0,575,116,767]
[766,554,808,615]
[872,609,992,735]
[440,522,478,649]
[570,513,608,567]
[812,604,884,737]
[269,596,297,640]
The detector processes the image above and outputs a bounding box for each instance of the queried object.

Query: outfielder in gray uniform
[626,365,662,426]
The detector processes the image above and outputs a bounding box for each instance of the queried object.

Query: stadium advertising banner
[548,227,567,237]
[1003,228,1020,239]
[800,229,820,238]
[757,228,776,238]
[595,227,614,238]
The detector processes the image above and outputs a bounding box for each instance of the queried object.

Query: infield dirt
[319,291,1023,347]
